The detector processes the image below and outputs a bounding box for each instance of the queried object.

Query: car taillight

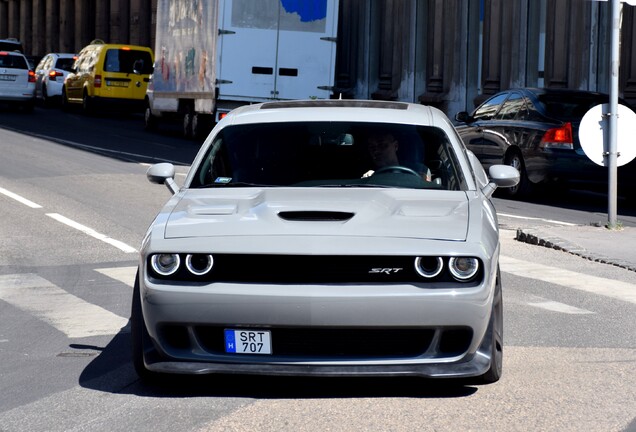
[48,70,63,81]
[540,122,574,150]
[94,74,102,88]
[28,70,36,83]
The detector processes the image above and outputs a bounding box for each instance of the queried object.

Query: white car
[34,53,77,106]
[0,50,35,112]
[133,99,519,384]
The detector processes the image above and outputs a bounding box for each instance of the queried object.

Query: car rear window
[191,122,467,191]
[55,58,76,71]
[103,49,153,74]
[0,40,24,52]
[538,94,609,121]
[0,53,28,69]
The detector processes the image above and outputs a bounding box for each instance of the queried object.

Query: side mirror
[147,163,179,194]
[455,111,473,123]
[488,165,520,189]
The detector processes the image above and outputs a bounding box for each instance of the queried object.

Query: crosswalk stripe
[0,274,128,338]
[500,255,636,305]
[527,300,595,315]
[95,266,137,288]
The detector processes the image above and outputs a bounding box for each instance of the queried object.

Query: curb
[515,228,636,273]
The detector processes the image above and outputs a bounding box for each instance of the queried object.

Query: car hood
[161,188,470,242]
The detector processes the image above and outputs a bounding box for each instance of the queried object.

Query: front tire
[475,267,503,384]
[131,270,160,383]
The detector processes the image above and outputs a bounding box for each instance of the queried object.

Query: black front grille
[160,326,474,359]
[149,254,483,284]
[194,327,437,358]
[214,255,419,283]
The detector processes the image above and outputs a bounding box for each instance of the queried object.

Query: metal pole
[608,0,620,228]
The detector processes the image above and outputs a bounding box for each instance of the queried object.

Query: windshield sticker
[215,177,232,184]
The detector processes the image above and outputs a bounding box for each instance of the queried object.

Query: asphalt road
[0,106,635,432]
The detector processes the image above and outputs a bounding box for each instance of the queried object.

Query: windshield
[190,122,466,190]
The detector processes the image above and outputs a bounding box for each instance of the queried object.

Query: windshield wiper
[317,183,393,188]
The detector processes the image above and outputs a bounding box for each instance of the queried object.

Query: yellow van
[62,40,153,113]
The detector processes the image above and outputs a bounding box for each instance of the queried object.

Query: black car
[455,87,636,198]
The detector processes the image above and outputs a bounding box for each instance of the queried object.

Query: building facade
[1,0,635,114]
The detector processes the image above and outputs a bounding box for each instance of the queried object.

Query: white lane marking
[500,255,636,305]
[0,274,128,338]
[95,266,137,288]
[0,186,42,208]
[46,213,137,253]
[527,300,595,315]
[498,212,577,226]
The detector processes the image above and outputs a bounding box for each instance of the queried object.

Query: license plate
[0,74,16,81]
[224,329,272,355]
[107,80,128,87]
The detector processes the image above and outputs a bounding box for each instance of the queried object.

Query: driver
[362,132,431,181]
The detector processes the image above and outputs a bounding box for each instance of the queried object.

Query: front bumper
[139,270,496,378]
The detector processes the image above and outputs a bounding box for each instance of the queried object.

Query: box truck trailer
[145,0,339,138]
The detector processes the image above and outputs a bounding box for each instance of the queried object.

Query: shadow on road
[0,106,201,166]
[76,330,479,400]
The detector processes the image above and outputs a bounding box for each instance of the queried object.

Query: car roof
[45,53,77,57]
[0,50,27,58]
[506,87,609,98]
[221,99,446,127]
[80,42,153,52]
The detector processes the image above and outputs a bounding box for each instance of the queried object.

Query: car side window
[497,92,525,120]
[473,94,508,121]
[75,53,88,73]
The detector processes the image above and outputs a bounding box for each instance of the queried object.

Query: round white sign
[579,103,636,167]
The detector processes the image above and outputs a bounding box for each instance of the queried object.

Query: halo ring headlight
[151,253,181,276]
[414,256,444,279]
[449,257,479,281]
[186,254,214,276]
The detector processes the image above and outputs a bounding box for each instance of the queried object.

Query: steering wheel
[373,165,420,177]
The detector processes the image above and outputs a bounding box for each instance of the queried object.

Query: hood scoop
[278,211,355,222]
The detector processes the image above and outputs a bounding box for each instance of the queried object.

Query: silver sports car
[132,99,519,384]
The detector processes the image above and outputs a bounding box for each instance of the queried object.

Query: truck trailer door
[217,0,338,103]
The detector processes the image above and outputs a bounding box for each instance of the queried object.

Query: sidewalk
[515,224,636,272]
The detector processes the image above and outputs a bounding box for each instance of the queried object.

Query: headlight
[150,253,181,276]
[414,256,443,278]
[186,254,214,275]
[448,257,479,281]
